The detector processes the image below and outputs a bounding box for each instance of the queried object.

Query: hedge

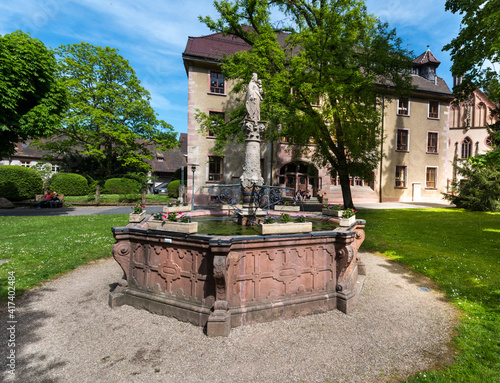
[167,180,180,198]
[49,173,89,196]
[0,165,43,201]
[103,178,140,195]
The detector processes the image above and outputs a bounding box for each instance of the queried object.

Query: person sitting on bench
[37,192,53,209]
[49,191,60,208]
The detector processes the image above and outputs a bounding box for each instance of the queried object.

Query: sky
[1,0,463,137]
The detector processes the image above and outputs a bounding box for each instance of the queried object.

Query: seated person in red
[37,192,53,209]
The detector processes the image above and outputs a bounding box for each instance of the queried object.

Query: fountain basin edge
[109,219,366,336]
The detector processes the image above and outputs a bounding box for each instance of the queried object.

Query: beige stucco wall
[186,59,455,204]
[379,95,451,202]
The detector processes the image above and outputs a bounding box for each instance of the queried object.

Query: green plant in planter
[175,200,181,206]
[263,215,276,224]
[179,214,192,223]
[281,213,290,223]
[131,203,145,214]
[182,202,189,206]
[342,208,356,218]
[152,212,167,221]
[166,212,179,222]
[295,215,306,223]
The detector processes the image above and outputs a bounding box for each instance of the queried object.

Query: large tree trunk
[338,168,354,209]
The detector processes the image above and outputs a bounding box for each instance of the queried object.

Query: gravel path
[1,252,459,383]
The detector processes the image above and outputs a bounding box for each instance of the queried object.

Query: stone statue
[246,73,263,122]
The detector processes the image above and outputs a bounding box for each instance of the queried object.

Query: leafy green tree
[0,31,67,158]
[37,42,178,180]
[444,0,500,103]
[199,0,413,208]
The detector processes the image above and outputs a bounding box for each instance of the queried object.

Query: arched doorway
[278,161,319,197]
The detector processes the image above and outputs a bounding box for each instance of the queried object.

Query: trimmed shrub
[49,173,89,196]
[167,180,181,198]
[0,165,43,201]
[103,178,140,195]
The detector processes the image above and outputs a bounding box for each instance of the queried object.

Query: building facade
[447,83,498,183]
[183,33,455,205]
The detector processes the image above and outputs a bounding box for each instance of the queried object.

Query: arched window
[477,102,486,127]
[451,105,459,128]
[461,137,472,158]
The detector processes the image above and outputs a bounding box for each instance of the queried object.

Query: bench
[32,194,65,208]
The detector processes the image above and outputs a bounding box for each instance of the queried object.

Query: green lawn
[0,215,127,299]
[0,208,499,381]
[360,208,500,382]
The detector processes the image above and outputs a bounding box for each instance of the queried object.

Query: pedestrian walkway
[0,200,454,217]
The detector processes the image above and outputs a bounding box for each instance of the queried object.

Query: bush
[49,173,89,196]
[0,165,43,201]
[167,180,181,198]
[103,178,140,195]
[446,165,500,211]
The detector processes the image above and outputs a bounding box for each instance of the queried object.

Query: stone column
[239,119,266,214]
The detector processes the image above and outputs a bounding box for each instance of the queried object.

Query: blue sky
[1,0,462,136]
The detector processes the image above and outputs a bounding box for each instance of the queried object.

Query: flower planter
[274,205,300,212]
[147,220,198,234]
[339,216,356,227]
[258,221,312,235]
[163,205,192,213]
[322,208,344,217]
[129,211,146,223]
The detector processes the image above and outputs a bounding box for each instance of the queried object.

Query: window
[427,132,438,153]
[428,101,439,119]
[51,164,60,172]
[461,137,472,159]
[486,135,493,148]
[208,156,223,182]
[426,167,437,189]
[397,98,409,116]
[208,111,225,137]
[157,157,164,162]
[21,161,30,167]
[396,129,409,151]
[210,72,224,94]
[395,166,407,188]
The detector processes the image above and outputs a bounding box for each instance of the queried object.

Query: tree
[199,0,413,208]
[443,0,500,211]
[0,31,67,158]
[444,0,500,103]
[37,42,178,180]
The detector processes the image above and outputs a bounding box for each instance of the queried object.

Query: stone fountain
[109,73,366,336]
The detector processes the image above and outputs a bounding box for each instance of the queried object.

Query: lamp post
[190,164,198,210]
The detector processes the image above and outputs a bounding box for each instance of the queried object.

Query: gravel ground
[1,252,459,383]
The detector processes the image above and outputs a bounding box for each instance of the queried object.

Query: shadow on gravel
[0,288,66,382]
[374,257,451,303]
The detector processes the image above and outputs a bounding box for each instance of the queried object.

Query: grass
[360,208,500,382]
[0,215,127,299]
[0,208,499,381]
[63,194,174,204]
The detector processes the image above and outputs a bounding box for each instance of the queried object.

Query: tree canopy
[37,42,178,180]
[0,31,67,158]
[444,0,500,103]
[199,0,413,208]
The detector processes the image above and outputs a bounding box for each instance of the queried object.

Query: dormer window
[157,156,164,162]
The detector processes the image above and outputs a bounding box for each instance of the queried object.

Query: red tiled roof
[413,50,441,66]
[183,30,291,62]
[183,32,251,61]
